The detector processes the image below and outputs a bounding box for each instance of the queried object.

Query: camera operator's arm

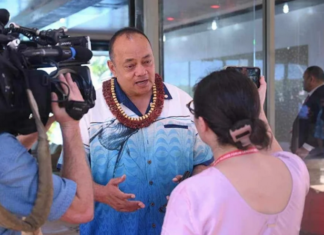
[52,74,94,223]
[17,116,55,150]
[0,73,93,230]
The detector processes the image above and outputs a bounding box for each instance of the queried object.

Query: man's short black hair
[305,66,324,82]
[109,27,151,61]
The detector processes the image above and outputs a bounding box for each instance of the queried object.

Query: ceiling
[1,0,128,40]
[0,0,322,43]
[163,0,262,29]
[162,0,324,30]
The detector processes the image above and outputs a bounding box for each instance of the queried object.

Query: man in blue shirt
[0,73,94,235]
[67,27,213,235]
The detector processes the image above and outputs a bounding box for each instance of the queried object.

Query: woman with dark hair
[162,70,309,235]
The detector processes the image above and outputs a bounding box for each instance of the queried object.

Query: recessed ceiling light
[212,20,217,30]
[283,3,289,14]
[210,5,220,9]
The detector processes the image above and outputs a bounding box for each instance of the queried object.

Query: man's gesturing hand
[102,175,145,212]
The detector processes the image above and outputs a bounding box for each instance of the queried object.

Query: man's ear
[108,60,117,77]
[310,75,317,84]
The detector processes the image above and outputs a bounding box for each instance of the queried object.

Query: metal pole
[158,0,164,78]
[128,0,135,27]
[263,0,275,134]
[142,0,161,74]
[134,0,144,31]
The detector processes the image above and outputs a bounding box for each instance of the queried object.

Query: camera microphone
[0,9,10,26]
[21,46,93,62]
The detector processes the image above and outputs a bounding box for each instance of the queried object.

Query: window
[274,1,323,151]
[163,0,263,96]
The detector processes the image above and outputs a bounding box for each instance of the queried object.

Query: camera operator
[0,73,94,235]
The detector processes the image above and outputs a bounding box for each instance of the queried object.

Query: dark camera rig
[0,9,96,232]
[0,10,96,135]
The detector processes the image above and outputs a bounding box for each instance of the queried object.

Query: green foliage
[91,57,109,78]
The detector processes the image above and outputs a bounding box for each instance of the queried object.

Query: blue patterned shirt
[61,80,213,235]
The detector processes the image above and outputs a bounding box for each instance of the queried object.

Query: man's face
[303,72,312,92]
[108,33,155,98]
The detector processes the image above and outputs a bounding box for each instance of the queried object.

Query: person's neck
[127,90,153,115]
[310,82,324,93]
[211,144,240,161]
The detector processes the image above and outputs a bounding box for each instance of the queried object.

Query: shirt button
[152,223,156,228]
[149,181,153,185]
[151,202,155,206]
[147,160,152,164]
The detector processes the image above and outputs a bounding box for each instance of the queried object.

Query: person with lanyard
[58,27,213,235]
[162,70,309,235]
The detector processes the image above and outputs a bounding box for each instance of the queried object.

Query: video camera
[0,9,96,135]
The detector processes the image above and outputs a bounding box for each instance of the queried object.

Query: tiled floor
[305,158,324,191]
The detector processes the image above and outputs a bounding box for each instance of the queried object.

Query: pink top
[162,152,309,235]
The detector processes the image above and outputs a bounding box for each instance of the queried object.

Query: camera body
[0,10,96,135]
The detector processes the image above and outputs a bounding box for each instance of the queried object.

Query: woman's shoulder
[272,151,310,189]
[272,151,307,171]
[172,167,231,201]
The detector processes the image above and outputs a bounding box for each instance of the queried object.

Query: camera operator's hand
[51,73,83,128]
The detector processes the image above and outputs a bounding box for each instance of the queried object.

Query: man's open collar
[114,78,172,116]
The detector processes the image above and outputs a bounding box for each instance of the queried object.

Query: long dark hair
[193,70,271,150]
